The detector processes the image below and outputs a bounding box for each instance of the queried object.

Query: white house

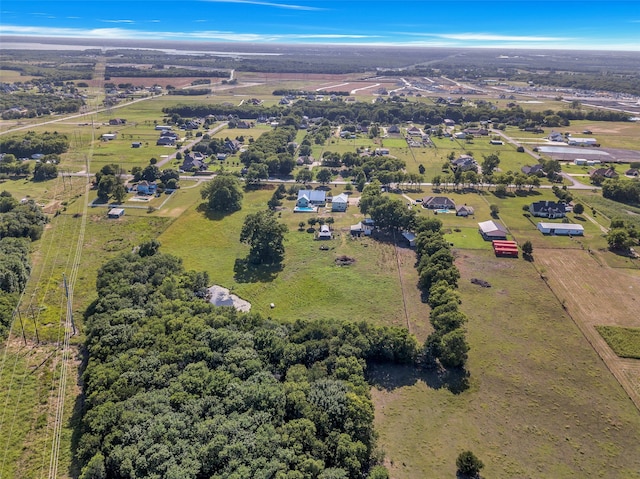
[537,222,584,236]
[331,193,349,212]
[155,125,172,131]
[101,133,116,141]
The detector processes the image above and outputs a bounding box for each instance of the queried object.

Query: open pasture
[158,187,428,330]
[374,249,640,479]
[535,249,640,409]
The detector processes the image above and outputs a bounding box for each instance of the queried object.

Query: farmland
[1,48,639,478]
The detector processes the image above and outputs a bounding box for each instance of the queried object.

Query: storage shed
[108,208,125,219]
[537,222,584,236]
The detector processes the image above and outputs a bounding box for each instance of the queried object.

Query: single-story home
[530,200,566,219]
[407,126,422,136]
[108,208,125,218]
[626,168,639,177]
[478,220,508,240]
[451,155,478,172]
[155,125,172,131]
[521,164,544,175]
[456,205,475,217]
[318,225,332,240]
[331,193,349,212]
[297,189,326,207]
[182,154,206,172]
[101,133,116,141]
[422,196,456,210]
[489,139,504,145]
[590,168,618,179]
[156,136,176,146]
[537,222,584,236]
[574,158,587,166]
[131,142,142,148]
[547,131,564,142]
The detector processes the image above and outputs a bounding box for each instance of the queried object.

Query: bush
[516,146,525,152]
[456,450,484,477]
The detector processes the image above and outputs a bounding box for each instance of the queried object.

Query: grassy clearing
[597,326,640,359]
[373,250,640,478]
[159,186,415,326]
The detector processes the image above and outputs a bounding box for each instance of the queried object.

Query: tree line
[76,246,420,479]
[164,100,629,129]
[105,66,229,78]
[0,191,47,339]
[0,131,70,158]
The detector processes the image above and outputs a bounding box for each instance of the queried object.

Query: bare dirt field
[315,81,399,94]
[535,249,640,409]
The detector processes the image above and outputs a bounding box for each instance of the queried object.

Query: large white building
[537,222,584,236]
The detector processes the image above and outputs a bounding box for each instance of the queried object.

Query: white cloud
[201,0,324,11]
[101,19,136,24]
[418,32,570,42]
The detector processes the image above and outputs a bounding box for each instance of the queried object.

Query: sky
[1,0,639,51]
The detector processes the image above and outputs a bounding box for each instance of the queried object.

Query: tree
[200,174,243,213]
[240,210,288,265]
[141,165,161,182]
[316,168,332,185]
[245,163,269,184]
[489,204,499,218]
[522,240,533,260]
[481,153,500,176]
[607,228,633,251]
[112,184,127,203]
[296,168,313,184]
[32,163,58,182]
[438,329,469,368]
[573,203,584,215]
[456,451,484,478]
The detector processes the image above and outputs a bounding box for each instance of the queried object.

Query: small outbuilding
[456,205,475,217]
[317,225,332,240]
[401,231,416,247]
[108,208,125,219]
[537,222,584,236]
[478,220,508,240]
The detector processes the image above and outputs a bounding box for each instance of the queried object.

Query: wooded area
[77,248,419,479]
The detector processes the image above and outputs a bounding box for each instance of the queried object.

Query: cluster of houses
[155,126,179,146]
[294,190,350,213]
[548,131,598,146]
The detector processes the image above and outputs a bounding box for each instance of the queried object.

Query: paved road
[156,122,229,168]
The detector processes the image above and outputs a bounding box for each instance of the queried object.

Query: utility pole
[16,309,27,346]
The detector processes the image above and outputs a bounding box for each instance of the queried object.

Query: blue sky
[1,0,639,50]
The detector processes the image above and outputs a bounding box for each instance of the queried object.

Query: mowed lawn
[373,250,640,479]
[159,187,412,326]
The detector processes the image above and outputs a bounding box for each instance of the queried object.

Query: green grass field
[597,326,640,359]
[373,250,640,479]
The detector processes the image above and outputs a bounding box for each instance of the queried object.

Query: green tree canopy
[240,210,288,265]
[200,174,243,213]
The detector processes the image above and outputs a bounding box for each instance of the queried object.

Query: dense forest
[77,248,420,479]
[0,131,70,158]
[105,66,228,78]
[0,91,84,119]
